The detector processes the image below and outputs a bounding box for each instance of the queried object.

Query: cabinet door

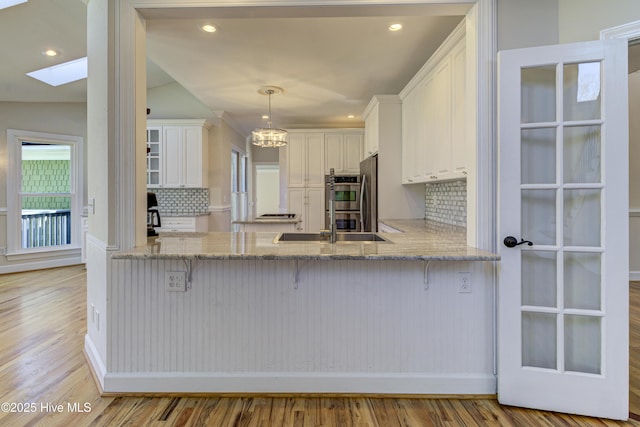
[364,104,379,157]
[287,134,306,187]
[306,187,325,232]
[287,188,306,231]
[324,134,343,173]
[146,126,162,187]
[402,88,419,182]
[431,58,452,179]
[343,134,363,173]
[306,133,325,186]
[182,126,203,187]
[451,41,467,176]
[163,126,182,187]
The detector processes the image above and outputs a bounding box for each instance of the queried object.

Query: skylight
[26,57,87,87]
[0,0,27,10]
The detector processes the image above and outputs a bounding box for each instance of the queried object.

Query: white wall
[497,0,559,50]
[209,119,247,231]
[559,0,640,43]
[147,82,215,120]
[630,71,640,276]
[0,102,87,271]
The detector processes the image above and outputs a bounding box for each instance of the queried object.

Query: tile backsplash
[148,188,209,216]
[425,179,466,227]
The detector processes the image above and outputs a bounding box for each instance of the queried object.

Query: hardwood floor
[0,265,638,426]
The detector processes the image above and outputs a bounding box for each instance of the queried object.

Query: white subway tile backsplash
[425,180,466,227]
[148,188,209,216]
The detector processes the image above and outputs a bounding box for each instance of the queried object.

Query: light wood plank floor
[0,265,638,426]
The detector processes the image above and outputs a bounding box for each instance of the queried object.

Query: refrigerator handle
[359,174,366,231]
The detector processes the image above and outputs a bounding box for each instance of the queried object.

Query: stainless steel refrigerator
[359,154,378,232]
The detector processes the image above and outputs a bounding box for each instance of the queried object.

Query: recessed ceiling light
[42,49,61,57]
[347,114,355,119]
[262,114,270,120]
[0,0,28,10]
[389,23,403,32]
[26,57,87,87]
[201,24,216,33]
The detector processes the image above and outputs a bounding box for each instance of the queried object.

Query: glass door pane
[519,63,604,377]
[21,142,72,249]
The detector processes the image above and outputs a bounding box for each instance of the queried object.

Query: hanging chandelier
[252,86,288,148]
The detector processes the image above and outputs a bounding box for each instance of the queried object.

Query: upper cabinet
[146,119,211,188]
[324,132,363,174]
[400,22,467,184]
[146,126,162,187]
[287,132,325,188]
[363,104,379,157]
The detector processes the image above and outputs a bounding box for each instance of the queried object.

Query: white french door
[498,39,629,419]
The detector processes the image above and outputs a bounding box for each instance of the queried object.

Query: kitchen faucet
[321,168,337,243]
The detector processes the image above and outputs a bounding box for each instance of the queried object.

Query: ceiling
[1,1,638,136]
[0,0,468,135]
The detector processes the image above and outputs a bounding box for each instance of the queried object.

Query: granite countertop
[112,223,499,262]
[379,218,465,234]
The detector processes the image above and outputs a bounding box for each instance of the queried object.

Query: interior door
[498,39,629,419]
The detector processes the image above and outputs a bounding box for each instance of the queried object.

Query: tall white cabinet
[146,119,211,188]
[400,22,468,184]
[283,129,363,232]
[285,133,325,232]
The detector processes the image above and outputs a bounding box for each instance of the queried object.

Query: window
[6,129,83,254]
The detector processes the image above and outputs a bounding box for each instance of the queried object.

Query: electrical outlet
[90,304,95,324]
[0,247,5,255]
[95,310,100,331]
[457,272,471,293]
[165,271,187,292]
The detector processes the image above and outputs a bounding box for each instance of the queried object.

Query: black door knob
[504,236,533,248]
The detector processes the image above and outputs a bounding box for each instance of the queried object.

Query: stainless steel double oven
[325,174,361,232]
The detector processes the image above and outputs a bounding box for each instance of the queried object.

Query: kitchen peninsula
[91,222,499,395]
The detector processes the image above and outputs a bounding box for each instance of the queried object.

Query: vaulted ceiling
[16,2,640,137]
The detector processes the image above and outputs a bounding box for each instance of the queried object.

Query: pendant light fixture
[252,86,288,148]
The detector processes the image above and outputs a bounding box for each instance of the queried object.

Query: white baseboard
[630,271,640,281]
[84,335,106,391]
[0,257,82,274]
[101,372,496,395]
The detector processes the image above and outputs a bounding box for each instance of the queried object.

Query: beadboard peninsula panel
[107,258,494,393]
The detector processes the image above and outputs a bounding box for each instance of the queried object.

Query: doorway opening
[6,129,83,255]
[254,164,280,216]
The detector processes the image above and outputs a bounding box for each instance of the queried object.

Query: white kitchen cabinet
[285,129,362,232]
[286,132,324,187]
[400,24,466,184]
[364,103,379,157]
[402,80,428,183]
[450,40,468,177]
[288,187,324,232]
[324,132,363,174]
[147,120,211,188]
[146,126,162,188]
[284,130,328,232]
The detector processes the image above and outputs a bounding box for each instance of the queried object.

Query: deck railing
[21,210,71,248]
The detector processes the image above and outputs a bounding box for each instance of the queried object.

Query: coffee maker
[147,192,161,236]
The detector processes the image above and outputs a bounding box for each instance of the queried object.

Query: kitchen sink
[274,232,389,243]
